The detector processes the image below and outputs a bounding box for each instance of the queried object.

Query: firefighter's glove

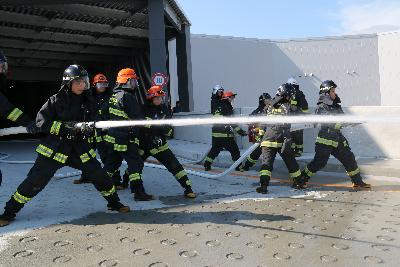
[26,121,39,134]
[281,137,293,155]
[152,137,164,148]
[61,121,80,140]
[79,122,95,138]
[237,129,248,136]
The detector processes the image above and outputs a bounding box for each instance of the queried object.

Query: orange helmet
[146,85,166,100]
[116,68,138,84]
[222,91,237,99]
[92,73,108,86]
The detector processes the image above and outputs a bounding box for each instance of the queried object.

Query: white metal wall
[169,32,400,110]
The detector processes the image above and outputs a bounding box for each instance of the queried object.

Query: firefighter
[0,65,130,227]
[102,68,153,201]
[137,86,196,198]
[287,77,308,157]
[239,93,272,172]
[256,84,306,194]
[73,73,127,186]
[301,80,371,190]
[0,50,37,187]
[204,91,247,171]
[211,85,224,114]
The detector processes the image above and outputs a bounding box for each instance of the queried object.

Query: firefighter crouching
[256,84,306,194]
[239,92,272,172]
[138,86,196,198]
[301,80,371,190]
[204,91,247,171]
[0,65,130,227]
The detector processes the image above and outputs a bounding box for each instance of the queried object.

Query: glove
[152,136,164,148]
[60,121,79,140]
[237,129,248,136]
[79,122,95,137]
[26,121,39,134]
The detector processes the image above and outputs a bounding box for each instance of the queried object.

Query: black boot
[351,177,371,190]
[204,162,211,171]
[292,176,306,189]
[178,177,196,198]
[103,193,130,213]
[256,183,268,194]
[0,198,25,227]
[132,183,154,201]
[239,164,249,172]
[301,170,310,184]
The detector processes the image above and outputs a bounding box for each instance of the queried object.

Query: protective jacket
[290,89,308,114]
[104,87,144,150]
[139,103,173,153]
[315,95,348,148]
[34,89,97,164]
[212,100,244,138]
[0,79,32,126]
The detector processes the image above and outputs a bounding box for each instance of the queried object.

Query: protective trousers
[291,130,304,157]
[303,140,362,183]
[103,143,144,193]
[3,152,118,217]
[205,137,240,165]
[241,146,262,169]
[140,145,192,190]
[259,147,302,186]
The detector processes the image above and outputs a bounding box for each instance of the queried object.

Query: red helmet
[146,85,166,100]
[221,91,237,100]
[92,73,108,86]
[116,68,138,84]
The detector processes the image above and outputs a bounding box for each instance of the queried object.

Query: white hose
[0,126,27,136]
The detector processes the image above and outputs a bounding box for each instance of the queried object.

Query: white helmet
[212,84,224,94]
[287,77,299,86]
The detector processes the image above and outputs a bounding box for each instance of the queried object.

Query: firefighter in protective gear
[0,50,36,187]
[137,86,196,198]
[301,80,371,190]
[256,84,306,194]
[73,73,127,185]
[239,93,272,172]
[211,85,224,114]
[287,77,308,157]
[102,68,152,201]
[204,91,247,171]
[0,65,130,227]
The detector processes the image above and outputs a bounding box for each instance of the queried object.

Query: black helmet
[276,83,296,98]
[320,80,337,94]
[258,92,271,105]
[61,65,89,90]
[0,50,8,75]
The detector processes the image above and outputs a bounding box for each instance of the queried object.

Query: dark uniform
[102,68,152,200]
[138,97,195,198]
[210,85,224,114]
[239,93,271,172]
[287,79,308,157]
[302,80,370,189]
[204,92,247,171]
[0,65,129,227]
[256,84,305,194]
[0,51,35,186]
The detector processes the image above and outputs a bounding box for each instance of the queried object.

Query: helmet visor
[0,61,8,75]
[95,82,109,89]
[73,76,90,90]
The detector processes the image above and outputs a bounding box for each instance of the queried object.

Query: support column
[148,0,168,76]
[176,24,194,112]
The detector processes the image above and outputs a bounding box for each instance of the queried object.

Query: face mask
[96,83,109,89]
[0,61,8,75]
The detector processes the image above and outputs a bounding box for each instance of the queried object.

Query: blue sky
[177,0,400,39]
